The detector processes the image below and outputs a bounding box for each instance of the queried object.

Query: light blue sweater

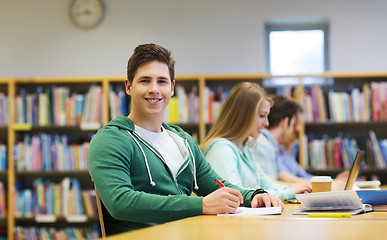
[204,138,295,200]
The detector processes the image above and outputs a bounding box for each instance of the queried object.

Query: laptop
[344,150,365,190]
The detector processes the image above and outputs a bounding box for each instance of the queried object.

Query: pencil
[308,213,351,218]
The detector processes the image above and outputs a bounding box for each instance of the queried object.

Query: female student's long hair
[200,82,271,151]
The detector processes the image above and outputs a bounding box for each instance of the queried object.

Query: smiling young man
[87,43,283,236]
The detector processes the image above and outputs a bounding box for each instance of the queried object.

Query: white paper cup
[311,176,332,193]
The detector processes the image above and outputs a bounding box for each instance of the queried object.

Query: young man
[250,96,347,191]
[87,43,283,236]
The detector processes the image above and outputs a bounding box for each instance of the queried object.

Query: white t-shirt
[135,125,184,178]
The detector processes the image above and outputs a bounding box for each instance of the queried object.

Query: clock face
[69,0,104,29]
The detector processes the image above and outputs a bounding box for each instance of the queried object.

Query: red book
[333,138,342,169]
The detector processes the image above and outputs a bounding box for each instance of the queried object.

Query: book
[294,190,373,215]
[372,205,387,212]
[356,190,387,206]
[217,206,281,216]
[369,130,385,168]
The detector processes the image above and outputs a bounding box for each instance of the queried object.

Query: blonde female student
[201,82,311,201]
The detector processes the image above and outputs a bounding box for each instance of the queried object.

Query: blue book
[379,139,387,166]
[0,145,6,170]
[119,90,127,116]
[71,178,84,214]
[357,190,387,205]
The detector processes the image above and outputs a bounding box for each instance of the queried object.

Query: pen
[215,179,225,188]
[308,213,351,218]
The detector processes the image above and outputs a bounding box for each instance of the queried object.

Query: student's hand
[202,187,243,214]
[331,179,347,191]
[289,182,312,194]
[251,193,284,211]
[335,170,350,181]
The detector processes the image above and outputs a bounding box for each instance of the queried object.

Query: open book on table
[294,190,373,215]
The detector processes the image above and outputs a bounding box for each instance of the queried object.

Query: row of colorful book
[275,82,387,123]
[14,178,97,218]
[303,86,328,122]
[164,85,200,124]
[14,224,100,240]
[305,82,387,123]
[304,135,360,170]
[14,134,89,172]
[108,86,130,120]
[0,144,6,171]
[0,181,5,217]
[0,92,8,126]
[303,130,387,170]
[14,85,104,127]
[202,86,229,123]
[367,130,387,169]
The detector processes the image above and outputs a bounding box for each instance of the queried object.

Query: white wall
[1,0,387,78]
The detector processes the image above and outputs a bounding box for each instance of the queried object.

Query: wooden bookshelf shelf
[14,216,99,226]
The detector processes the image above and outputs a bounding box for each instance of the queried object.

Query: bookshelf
[5,78,104,240]
[0,73,387,239]
[299,73,387,184]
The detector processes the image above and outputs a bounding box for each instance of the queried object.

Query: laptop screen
[344,150,365,190]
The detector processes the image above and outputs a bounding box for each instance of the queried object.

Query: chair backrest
[94,185,106,238]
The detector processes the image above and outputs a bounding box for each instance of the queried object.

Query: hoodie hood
[106,115,187,135]
[104,115,199,190]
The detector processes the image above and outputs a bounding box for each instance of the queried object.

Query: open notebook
[218,206,282,216]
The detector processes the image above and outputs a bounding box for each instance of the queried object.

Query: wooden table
[105,203,387,240]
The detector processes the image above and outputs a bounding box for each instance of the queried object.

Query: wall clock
[69,0,104,30]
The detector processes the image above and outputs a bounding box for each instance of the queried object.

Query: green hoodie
[87,116,256,235]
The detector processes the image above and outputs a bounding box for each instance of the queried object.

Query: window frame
[264,22,330,75]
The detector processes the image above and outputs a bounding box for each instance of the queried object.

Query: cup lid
[311,176,332,182]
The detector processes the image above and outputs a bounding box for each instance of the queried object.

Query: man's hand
[332,179,347,191]
[202,187,243,214]
[335,170,350,181]
[289,181,312,194]
[251,193,284,211]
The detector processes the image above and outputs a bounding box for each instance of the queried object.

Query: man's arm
[278,171,309,183]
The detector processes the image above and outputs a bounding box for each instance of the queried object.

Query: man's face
[281,112,302,146]
[125,61,175,121]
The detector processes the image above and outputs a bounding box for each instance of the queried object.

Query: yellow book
[82,190,93,216]
[168,97,178,124]
[54,184,61,216]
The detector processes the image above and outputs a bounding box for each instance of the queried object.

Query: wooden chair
[94,185,106,238]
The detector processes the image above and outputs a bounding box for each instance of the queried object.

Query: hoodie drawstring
[127,131,156,187]
[186,143,199,190]
[127,130,199,191]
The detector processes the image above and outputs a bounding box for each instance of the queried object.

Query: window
[264,22,330,86]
